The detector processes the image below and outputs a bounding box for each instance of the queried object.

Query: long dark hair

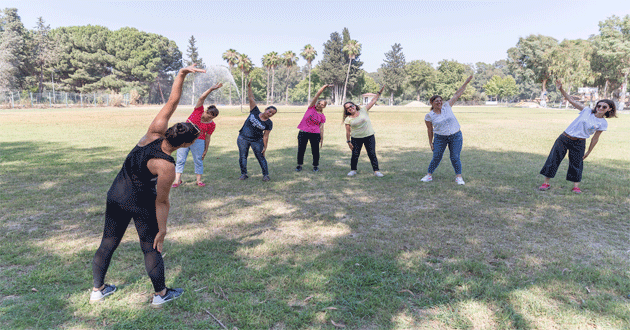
[164,122,200,148]
[342,101,361,122]
[593,99,617,118]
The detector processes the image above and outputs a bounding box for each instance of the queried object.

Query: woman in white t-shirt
[421,75,473,185]
[538,80,617,193]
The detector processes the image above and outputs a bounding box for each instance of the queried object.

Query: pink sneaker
[538,183,550,191]
[572,187,582,194]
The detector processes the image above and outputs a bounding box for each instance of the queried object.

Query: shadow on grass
[1,140,630,328]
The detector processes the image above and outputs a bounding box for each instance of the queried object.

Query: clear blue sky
[4,0,630,72]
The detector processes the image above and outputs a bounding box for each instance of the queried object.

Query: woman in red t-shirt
[172,83,222,187]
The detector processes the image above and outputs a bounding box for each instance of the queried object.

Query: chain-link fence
[0,91,131,108]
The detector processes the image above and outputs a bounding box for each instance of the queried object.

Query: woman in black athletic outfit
[90,64,205,307]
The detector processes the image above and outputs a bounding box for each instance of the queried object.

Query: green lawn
[1,104,629,329]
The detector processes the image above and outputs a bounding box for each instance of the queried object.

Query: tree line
[1,7,629,109]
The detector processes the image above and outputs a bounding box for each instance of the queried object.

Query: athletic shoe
[455,177,465,185]
[374,171,384,177]
[151,287,184,307]
[572,187,582,194]
[295,165,302,172]
[239,174,248,180]
[420,174,432,182]
[313,166,319,172]
[347,170,357,177]
[89,284,117,303]
[262,175,271,182]
[538,183,550,191]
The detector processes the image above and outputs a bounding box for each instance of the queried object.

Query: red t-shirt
[188,106,216,140]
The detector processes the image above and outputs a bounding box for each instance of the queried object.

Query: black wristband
[347,140,351,143]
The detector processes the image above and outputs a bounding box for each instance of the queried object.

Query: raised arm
[366,86,385,111]
[147,64,205,135]
[556,80,585,111]
[195,83,223,109]
[448,75,473,107]
[247,79,257,111]
[308,84,334,108]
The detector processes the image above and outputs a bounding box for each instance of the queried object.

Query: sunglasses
[186,119,201,135]
[344,104,355,111]
[596,104,610,110]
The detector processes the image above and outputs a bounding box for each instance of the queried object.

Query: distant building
[361,93,378,105]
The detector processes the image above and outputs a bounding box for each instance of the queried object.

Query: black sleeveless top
[107,137,175,211]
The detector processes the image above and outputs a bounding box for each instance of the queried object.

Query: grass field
[1,104,629,329]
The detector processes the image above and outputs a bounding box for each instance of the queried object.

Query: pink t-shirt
[188,106,216,140]
[297,106,326,133]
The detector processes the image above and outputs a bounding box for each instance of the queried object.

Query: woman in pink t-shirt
[295,84,333,172]
[172,83,222,187]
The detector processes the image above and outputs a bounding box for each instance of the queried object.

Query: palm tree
[222,49,239,105]
[262,53,273,104]
[237,53,253,105]
[300,44,317,102]
[268,52,281,104]
[342,40,361,105]
[282,50,298,105]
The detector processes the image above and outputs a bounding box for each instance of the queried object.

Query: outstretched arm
[366,86,385,111]
[583,130,603,160]
[195,83,223,109]
[448,75,473,107]
[308,84,334,108]
[247,79,257,111]
[556,80,585,111]
[147,64,205,135]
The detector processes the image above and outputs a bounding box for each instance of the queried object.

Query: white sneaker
[89,284,117,303]
[455,177,465,185]
[151,287,184,307]
[347,170,357,177]
[374,171,384,177]
[420,174,432,182]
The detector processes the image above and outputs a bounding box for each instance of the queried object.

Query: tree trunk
[307,62,312,103]
[270,67,275,104]
[619,71,628,111]
[241,70,244,105]
[417,91,420,102]
[285,68,290,105]
[390,91,393,106]
[157,78,165,104]
[266,68,270,105]
[342,59,352,105]
[565,84,572,109]
[602,79,609,100]
[540,78,547,107]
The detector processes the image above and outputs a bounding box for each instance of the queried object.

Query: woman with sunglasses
[538,80,617,193]
[237,80,277,181]
[90,64,205,306]
[343,86,385,177]
[172,83,223,187]
[295,84,334,172]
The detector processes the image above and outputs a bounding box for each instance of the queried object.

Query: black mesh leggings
[92,201,166,292]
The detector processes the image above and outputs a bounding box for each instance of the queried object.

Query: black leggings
[350,134,379,171]
[297,131,321,166]
[92,200,165,292]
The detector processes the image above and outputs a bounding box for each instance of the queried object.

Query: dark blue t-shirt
[238,106,273,142]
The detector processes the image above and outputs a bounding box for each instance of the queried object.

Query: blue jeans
[175,139,205,174]
[237,135,269,176]
[427,130,463,175]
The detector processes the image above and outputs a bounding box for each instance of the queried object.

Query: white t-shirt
[424,103,460,136]
[564,107,608,139]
